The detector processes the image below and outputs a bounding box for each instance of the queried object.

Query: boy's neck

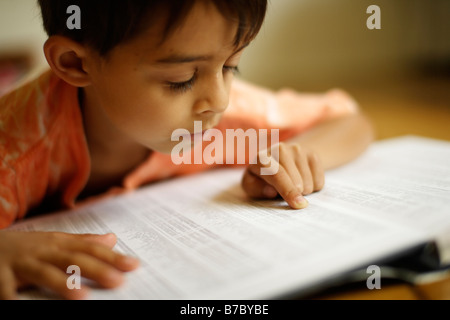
[78,87,151,197]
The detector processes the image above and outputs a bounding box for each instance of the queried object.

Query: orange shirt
[0,69,357,228]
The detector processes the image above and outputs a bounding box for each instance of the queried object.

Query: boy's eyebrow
[156,54,212,64]
[155,43,249,65]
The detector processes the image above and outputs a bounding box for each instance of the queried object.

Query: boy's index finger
[247,163,308,210]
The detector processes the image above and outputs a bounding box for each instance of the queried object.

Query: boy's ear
[43,36,93,87]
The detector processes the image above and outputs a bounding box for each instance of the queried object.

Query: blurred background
[0,0,449,140]
[0,0,449,300]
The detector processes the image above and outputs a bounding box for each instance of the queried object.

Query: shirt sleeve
[0,70,54,229]
[226,78,359,140]
[0,159,20,228]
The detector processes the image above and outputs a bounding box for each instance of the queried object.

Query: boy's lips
[172,119,220,141]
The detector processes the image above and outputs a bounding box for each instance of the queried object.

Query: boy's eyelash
[167,66,240,94]
[168,75,197,93]
[224,65,240,75]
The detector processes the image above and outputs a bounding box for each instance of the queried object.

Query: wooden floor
[345,72,450,142]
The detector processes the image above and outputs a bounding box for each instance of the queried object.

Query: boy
[0,0,373,300]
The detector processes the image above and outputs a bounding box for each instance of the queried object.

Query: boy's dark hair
[37,0,267,56]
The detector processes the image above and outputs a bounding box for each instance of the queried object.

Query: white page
[317,135,450,262]
[11,135,450,300]
[321,135,450,230]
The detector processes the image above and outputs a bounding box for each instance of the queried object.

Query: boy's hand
[0,231,139,300]
[241,142,325,209]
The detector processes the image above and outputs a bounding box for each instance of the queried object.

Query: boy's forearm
[286,113,375,170]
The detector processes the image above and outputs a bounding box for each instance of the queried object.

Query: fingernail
[263,185,278,198]
[293,195,308,209]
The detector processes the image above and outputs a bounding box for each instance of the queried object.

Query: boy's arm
[0,165,19,229]
[286,111,374,170]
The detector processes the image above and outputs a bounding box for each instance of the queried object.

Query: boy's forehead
[135,2,241,63]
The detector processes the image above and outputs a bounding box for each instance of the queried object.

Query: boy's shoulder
[0,69,80,163]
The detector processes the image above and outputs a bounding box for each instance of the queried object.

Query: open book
[12,135,450,300]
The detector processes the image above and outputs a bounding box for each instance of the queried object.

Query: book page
[318,135,450,263]
[11,135,450,299]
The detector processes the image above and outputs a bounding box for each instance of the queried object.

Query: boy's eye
[223,65,240,75]
[166,66,239,94]
[167,75,197,94]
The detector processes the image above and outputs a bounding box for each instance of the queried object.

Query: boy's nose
[194,74,229,115]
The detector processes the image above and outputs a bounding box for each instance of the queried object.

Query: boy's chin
[149,140,195,155]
